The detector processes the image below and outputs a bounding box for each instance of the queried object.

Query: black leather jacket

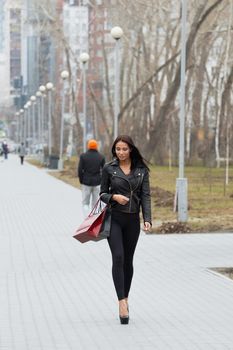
[100,159,151,224]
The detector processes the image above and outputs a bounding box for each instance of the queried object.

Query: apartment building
[0,0,25,109]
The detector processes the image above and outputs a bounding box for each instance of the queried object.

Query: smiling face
[115,141,131,162]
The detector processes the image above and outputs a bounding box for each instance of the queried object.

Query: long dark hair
[111,135,149,171]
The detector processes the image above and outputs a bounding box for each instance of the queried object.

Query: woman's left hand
[143,222,151,232]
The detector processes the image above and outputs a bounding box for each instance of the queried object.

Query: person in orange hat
[87,139,98,150]
[78,139,105,216]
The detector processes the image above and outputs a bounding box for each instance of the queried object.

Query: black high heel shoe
[119,315,129,324]
[119,299,129,324]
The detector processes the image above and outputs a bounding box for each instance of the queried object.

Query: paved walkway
[1,155,233,350]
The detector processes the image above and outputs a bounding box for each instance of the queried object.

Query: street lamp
[79,53,90,152]
[27,101,32,153]
[30,95,36,152]
[39,85,46,93]
[59,70,69,170]
[176,0,188,222]
[23,103,28,146]
[36,91,42,152]
[19,109,24,143]
[46,82,54,156]
[111,26,123,140]
[39,85,46,146]
[15,112,20,144]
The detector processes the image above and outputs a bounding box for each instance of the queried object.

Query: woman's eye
[116,148,128,152]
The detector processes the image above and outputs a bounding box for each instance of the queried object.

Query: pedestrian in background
[2,141,9,160]
[78,139,105,216]
[18,142,26,165]
[100,135,151,324]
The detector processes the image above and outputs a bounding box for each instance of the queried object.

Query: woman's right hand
[112,194,129,205]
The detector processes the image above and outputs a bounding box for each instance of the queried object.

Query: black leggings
[108,211,140,300]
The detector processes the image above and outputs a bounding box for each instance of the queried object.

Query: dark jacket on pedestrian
[78,149,105,186]
[2,143,8,154]
[100,159,151,224]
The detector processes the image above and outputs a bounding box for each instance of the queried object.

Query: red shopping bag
[73,200,111,243]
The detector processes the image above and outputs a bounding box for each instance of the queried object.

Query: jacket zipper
[112,173,141,213]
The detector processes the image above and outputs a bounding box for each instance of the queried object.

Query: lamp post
[39,85,46,147]
[176,0,188,222]
[59,70,69,171]
[79,53,90,152]
[111,26,123,140]
[30,95,36,153]
[15,112,20,144]
[36,91,42,149]
[27,101,32,153]
[19,109,24,143]
[23,104,28,146]
[46,82,54,156]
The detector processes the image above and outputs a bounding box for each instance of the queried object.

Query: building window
[97,50,102,57]
[97,37,102,45]
[96,23,103,31]
[10,9,21,19]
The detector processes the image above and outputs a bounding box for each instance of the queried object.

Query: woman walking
[100,135,151,324]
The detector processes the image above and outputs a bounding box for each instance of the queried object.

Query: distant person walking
[18,142,26,165]
[78,139,105,216]
[2,141,9,159]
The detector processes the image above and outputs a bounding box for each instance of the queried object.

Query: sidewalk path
[1,155,233,350]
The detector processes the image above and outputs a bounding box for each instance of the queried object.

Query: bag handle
[88,199,105,217]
